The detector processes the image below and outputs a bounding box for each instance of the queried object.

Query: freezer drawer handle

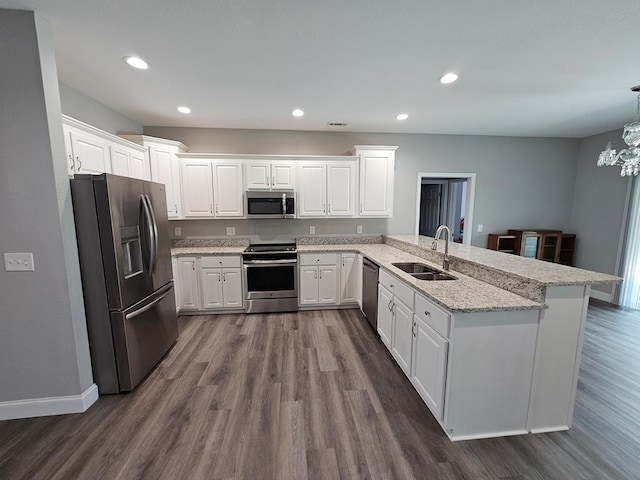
[125,283,173,320]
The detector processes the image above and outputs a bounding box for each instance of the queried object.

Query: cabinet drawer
[379,269,414,309]
[200,255,241,268]
[414,293,450,338]
[299,253,338,266]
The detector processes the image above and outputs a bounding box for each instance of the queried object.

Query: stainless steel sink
[392,262,440,274]
[391,262,457,281]
[411,272,456,281]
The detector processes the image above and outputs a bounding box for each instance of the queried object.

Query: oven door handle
[243,259,298,265]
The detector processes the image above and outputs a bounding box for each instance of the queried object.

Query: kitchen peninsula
[172,234,621,441]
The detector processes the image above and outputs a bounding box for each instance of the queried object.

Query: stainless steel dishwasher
[362,257,379,331]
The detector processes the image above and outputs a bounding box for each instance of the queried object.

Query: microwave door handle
[145,194,159,273]
[282,193,286,219]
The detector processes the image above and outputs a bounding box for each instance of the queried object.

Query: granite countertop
[298,244,545,313]
[386,234,622,287]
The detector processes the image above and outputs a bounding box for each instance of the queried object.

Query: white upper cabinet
[179,156,244,218]
[120,134,187,219]
[298,159,356,218]
[326,161,356,216]
[213,162,244,217]
[354,145,397,217]
[182,160,214,217]
[68,129,110,175]
[63,116,149,180]
[245,160,295,191]
[298,162,326,217]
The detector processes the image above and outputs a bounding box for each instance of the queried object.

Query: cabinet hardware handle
[267,175,270,186]
[425,310,431,317]
[215,204,218,214]
[388,298,393,312]
[175,204,178,214]
[192,262,195,271]
[319,271,322,279]
[390,284,394,288]
[323,204,326,213]
[223,272,226,281]
[76,156,82,171]
[272,176,275,186]
[412,321,417,337]
[69,154,75,171]
[360,203,363,213]
[328,203,331,213]
[210,204,213,213]
[315,271,317,279]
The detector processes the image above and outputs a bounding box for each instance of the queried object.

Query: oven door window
[247,198,283,215]
[246,265,295,291]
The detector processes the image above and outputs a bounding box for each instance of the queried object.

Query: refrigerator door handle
[141,194,158,274]
[125,283,173,320]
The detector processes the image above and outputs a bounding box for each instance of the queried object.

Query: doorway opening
[415,173,476,246]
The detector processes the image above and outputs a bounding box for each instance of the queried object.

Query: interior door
[419,183,443,236]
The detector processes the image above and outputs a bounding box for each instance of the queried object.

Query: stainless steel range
[242,243,298,313]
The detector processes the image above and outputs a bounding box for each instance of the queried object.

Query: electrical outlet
[477,224,484,233]
[357,225,363,234]
[309,225,315,235]
[4,252,35,271]
[226,227,235,236]
[174,227,182,236]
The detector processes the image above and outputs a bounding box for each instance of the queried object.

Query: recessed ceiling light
[439,72,458,84]
[177,106,191,114]
[292,109,304,117]
[123,56,149,70]
[396,113,409,121]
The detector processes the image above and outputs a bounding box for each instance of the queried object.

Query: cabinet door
[392,299,413,376]
[149,145,181,218]
[177,257,200,311]
[109,145,130,177]
[222,268,243,308]
[340,254,357,304]
[377,285,393,350]
[318,265,338,305]
[359,152,394,217]
[298,163,326,217]
[271,162,295,190]
[172,257,180,313]
[129,148,148,180]
[63,127,75,175]
[70,131,110,174]
[245,161,270,190]
[327,162,356,216]
[299,266,319,305]
[201,268,223,309]
[213,162,244,217]
[181,161,214,217]
[411,315,448,419]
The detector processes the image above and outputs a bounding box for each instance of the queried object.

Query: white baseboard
[589,289,613,303]
[0,383,98,421]
[448,429,528,441]
[529,425,569,434]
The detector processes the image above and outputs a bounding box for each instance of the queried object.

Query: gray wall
[59,82,142,135]
[569,129,631,296]
[145,126,581,247]
[0,10,93,402]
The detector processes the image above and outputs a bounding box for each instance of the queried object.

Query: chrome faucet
[431,225,451,271]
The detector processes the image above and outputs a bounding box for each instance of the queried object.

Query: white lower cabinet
[340,253,357,304]
[175,255,243,313]
[299,253,339,306]
[411,314,448,420]
[176,256,200,311]
[392,298,413,375]
[377,285,393,349]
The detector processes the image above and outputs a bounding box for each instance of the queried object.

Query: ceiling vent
[327,122,348,127]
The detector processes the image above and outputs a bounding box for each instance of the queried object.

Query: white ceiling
[2,0,640,138]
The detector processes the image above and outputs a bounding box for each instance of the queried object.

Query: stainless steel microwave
[246,191,295,218]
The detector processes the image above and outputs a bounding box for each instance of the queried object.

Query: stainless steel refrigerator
[71,173,178,394]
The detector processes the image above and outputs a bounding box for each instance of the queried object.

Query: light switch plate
[4,252,35,271]
[357,225,363,234]
[309,225,315,234]
[477,224,484,233]
[174,227,182,236]
[226,227,235,236]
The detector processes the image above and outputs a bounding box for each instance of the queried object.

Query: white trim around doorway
[415,172,476,246]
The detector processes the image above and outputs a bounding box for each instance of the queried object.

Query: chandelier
[597,86,640,176]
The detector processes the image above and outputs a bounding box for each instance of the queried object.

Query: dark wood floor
[1,301,639,479]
